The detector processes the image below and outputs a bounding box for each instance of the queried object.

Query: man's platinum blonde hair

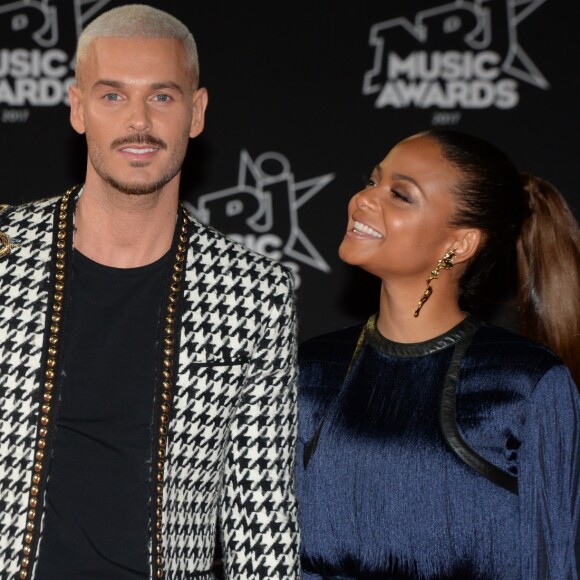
[76,4,199,88]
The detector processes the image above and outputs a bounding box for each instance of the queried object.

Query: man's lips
[110,135,167,152]
[351,219,383,239]
[119,146,159,156]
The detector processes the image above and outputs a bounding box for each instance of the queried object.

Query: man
[0,5,299,579]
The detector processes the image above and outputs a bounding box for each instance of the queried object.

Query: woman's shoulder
[468,321,568,386]
[473,321,561,360]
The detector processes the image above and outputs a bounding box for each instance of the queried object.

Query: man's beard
[100,170,178,196]
[88,132,187,196]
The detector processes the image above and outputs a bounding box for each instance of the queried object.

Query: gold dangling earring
[413,249,457,317]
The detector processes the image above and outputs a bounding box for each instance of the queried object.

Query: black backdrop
[1,0,579,342]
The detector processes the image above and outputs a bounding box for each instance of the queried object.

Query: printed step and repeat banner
[1,0,578,341]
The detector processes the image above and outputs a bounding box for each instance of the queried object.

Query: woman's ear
[450,229,482,264]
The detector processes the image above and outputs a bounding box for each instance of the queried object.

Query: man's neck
[72,184,180,268]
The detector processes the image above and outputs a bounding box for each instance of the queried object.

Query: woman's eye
[363,175,377,187]
[392,189,411,203]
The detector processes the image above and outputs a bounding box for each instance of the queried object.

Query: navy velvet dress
[297,315,579,579]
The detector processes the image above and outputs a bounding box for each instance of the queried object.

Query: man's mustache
[110,134,168,150]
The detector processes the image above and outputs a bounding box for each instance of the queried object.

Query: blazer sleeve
[519,365,580,579]
[219,267,300,579]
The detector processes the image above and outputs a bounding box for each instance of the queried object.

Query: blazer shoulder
[1,195,60,224]
[187,213,294,284]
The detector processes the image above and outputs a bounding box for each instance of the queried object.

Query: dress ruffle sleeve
[519,365,580,579]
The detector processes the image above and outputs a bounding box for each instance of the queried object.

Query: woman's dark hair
[422,129,580,384]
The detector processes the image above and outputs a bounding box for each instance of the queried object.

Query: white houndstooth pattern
[0,198,56,579]
[0,196,300,579]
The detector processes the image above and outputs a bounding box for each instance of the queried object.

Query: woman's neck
[376,279,466,343]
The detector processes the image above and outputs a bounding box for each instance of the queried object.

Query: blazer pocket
[189,357,249,368]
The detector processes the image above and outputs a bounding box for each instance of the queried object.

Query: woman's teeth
[353,220,383,238]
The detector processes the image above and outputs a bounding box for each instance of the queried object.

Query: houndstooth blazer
[0,191,300,579]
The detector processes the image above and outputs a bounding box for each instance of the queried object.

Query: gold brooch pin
[0,231,20,259]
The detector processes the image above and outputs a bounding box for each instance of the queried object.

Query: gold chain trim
[17,190,188,579]
[18,187,74,579]
[154,207,188,578]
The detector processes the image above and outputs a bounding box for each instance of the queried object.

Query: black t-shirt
[35,249,170,579]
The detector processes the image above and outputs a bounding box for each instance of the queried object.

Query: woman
[297,129,580,579]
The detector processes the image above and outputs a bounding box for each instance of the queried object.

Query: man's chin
[117,185,160,196]
[104,175,174,196]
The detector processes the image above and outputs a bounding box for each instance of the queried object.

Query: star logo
[0,0,58,47]
[186,150,334,274]
[73,0,114,43]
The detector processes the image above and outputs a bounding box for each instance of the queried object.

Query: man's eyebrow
[150,81,184,95]
[93,79,125,90]
[92,80,184,95]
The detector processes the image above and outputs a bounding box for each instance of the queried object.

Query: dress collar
[364,313,481,358]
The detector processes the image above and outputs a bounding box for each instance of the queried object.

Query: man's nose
[127,100,152,132]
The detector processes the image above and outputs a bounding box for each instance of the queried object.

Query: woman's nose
[355,191,377,211]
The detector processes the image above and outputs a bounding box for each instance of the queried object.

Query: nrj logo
[363,0,549,111]
[0,0,113,108]
[185,150,335,289]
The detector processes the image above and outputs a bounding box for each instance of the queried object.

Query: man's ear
[189,87,208,138]
[69,84,86,135]
[450,228,482,264]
